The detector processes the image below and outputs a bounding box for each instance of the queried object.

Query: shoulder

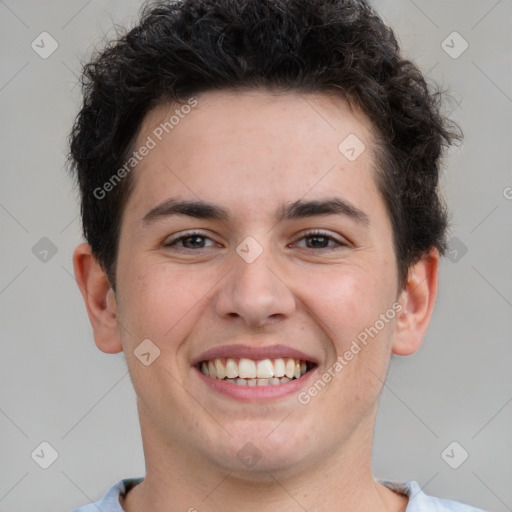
[70,477,144,512]
[380,480,488,512]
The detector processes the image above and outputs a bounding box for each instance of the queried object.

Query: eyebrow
[141,196,370,226]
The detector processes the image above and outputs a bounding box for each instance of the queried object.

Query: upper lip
[191,344,319,366]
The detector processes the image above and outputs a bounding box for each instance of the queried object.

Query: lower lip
[194,366,317,401]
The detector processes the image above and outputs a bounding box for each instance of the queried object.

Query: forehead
[138,89,375,158]
[125,89,383,225]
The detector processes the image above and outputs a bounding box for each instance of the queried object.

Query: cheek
[116,256,227,359]
[297,261,397,404]
[297,263,393,345]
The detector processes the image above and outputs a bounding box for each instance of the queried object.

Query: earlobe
[72,243,123,354]
[392,248,440,356]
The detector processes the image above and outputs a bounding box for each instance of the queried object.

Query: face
[109,90,406,478]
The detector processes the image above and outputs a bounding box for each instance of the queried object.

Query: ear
[72,243,123,354]
[392,248,440,356]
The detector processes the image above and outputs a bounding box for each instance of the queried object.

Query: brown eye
[179,235,208,249]
[293,230,346,250]
[304,234,331,249]
[164,232,217,250]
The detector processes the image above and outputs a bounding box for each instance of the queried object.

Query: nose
[213,241,297,328]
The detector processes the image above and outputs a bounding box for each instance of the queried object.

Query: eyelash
[163,230,347,252]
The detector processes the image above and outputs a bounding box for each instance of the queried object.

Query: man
[69,0,484,510]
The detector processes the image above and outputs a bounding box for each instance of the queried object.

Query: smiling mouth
[197,357,315,386]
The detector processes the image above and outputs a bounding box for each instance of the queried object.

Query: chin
[204,424,314,477]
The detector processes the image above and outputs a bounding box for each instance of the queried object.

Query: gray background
[1,1,511,511]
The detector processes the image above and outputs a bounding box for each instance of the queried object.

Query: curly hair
[68,0,462,291]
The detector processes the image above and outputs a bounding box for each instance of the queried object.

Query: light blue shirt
[71,477,488,511]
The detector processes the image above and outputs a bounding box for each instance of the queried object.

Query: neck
[121,407,408,512]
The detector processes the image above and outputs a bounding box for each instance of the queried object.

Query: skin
[73,89,439,512]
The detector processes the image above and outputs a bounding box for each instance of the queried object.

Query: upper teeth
[201,357,308,380]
